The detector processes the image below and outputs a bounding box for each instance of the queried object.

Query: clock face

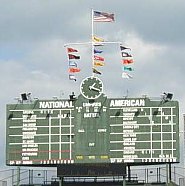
[80,76,103,99]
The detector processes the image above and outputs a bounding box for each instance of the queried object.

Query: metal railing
[0,165,184,185]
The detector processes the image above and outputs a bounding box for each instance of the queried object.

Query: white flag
[69,74,76,81]
[122,72,133,79]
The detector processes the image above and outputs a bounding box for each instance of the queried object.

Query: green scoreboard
[6,93,179,166]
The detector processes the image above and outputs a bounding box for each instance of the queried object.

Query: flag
[94,55,104,61]
[69,61,77,67]
[69,74,76,81]
[94,61,105,66]
[122,59,134,64]
[68,54,80,60]
[122,66,134,71]
[121,52,132,58]
[122,72,133,79]
[94,48,103,54]
[93,67,101,75]
[93,11,115,22]
[67,47,78,53]
[120,45,131,51]
[93,35,104,42]
[69,67,81,73]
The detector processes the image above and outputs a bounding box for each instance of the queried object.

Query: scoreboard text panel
[6,95,179,166]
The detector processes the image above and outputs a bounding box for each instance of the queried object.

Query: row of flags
[66,10,134,81]
[92,35,105,75]
[67,47,81,81]
[120,45,134,79]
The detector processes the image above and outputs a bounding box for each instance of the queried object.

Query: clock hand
[89,83,96,90]
[89,86,100,92]
[91,83,96,87]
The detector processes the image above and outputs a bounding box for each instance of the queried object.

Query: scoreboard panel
[6,94,179,166]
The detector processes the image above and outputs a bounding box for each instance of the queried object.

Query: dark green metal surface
[6,95,179,166]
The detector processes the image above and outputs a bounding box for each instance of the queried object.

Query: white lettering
[39,101,73,109]
[84,113,100,118]
[110,99,145,107]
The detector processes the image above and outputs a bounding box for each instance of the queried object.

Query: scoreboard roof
[6,94,179,166]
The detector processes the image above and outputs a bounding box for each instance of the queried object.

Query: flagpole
[91,8,95,77]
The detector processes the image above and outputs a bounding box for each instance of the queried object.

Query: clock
[80,76,103,99]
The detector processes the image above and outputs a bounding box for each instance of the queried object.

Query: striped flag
[122,72,133,79]
[68,54,80,60]
[93,11,114,22]
[94,55,104,61]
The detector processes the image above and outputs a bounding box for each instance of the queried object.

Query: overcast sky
[0,0,185,174]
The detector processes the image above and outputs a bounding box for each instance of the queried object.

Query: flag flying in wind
[93,35,104,42]
[69,61,77,67]
[69,67,81,73]
[93,11,115,22]
[122,59,134,64]
[69,74,76,81]
[93,67,101,75]
[94,61,105,67]
[94,48,103,54]
[122,72,133,79]
[122,66,134,71]
[120,45,131,51]
[67,47,78,53]
[68,54,80,60]
[94,55,104,61]
[121,52,132,58]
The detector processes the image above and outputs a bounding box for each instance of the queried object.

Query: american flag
[93,11,114,22]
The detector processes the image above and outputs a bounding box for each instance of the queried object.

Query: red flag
[67,47,78,53]
[122,59,134,64]
[68,67,81,73]
[94,55,104,61]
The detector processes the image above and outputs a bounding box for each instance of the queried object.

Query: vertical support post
[146,168,148,183]
[127,165,131,182]
[59,177,63,186]
[169,163,172,182]
[12,169,14,186]
[159,167,161,183]
[174,166,176,183]
[91,8,95,76]
[29,169,33,184]
[45,170,48,184]
[16,167,20,186]
[29,170,31,185]
[166,163,169,184]
[122,177,126,186]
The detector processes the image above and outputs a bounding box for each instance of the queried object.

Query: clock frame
[80,76,103,99]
